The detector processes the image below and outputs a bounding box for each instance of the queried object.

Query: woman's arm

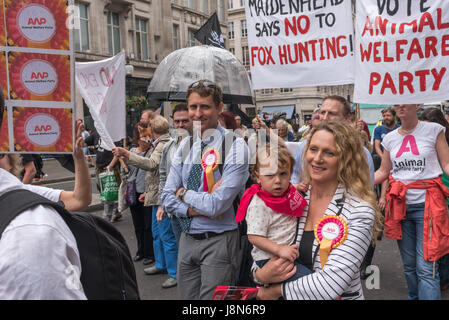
[59,120,92,211]
[253,256,297,285]
[436,131,449,176]
[374,149,392,185]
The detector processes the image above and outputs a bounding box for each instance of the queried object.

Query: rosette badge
[314,215,348,269]
[6,0,69,49]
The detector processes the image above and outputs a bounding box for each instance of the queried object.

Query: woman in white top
[256,121,380,300]
[375,104,449,300]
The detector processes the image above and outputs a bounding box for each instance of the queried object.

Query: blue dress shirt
[161,125,249,234]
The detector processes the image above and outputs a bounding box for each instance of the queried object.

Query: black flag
[194,12,225,48]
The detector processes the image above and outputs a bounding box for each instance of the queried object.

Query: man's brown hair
[323,95,351,118]
[186,79,222,107]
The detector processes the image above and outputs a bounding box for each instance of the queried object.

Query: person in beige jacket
[113,115,177,288]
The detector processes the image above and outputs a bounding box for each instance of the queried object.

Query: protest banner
[0,0,75,153]
[75,52,126,151]
[244,0,354,89]
[354,0,449,104]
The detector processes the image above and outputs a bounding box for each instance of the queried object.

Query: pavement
[36,157,103,212]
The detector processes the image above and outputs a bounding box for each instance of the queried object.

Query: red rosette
[9,52,71,102]
[5,0,69,50]
[314,215,348,249]
[13,106,73,152]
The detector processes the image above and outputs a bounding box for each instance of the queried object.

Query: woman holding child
[251,121,381,300]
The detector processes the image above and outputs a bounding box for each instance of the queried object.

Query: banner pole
[120,137,129,173]
[253,89,258,120]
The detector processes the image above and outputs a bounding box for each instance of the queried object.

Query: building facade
[74,0,227,131]
[226,0,354,126]
[75,0,354,131]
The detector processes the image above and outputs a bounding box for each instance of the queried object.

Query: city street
[40,160,449,300]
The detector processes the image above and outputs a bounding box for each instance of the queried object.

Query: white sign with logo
[17,3,56,42]
[21,59,58,95]
[25,113,60,147]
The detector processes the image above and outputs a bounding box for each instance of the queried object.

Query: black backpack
[0,189,140,300]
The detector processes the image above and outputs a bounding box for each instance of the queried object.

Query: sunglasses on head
[188,80,216,90]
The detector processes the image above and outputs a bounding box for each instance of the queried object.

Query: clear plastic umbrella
[147,45,254,104]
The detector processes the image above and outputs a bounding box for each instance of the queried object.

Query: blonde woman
[256,121,381,300]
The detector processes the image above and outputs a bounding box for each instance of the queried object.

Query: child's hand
[278,244,299,262]
[295,182,309,194]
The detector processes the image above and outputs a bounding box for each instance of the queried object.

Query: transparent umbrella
[147,45,254,104]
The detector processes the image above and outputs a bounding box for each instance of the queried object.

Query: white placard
[75,51,126,150]
[354,0,449,104]
[244,0,355,90]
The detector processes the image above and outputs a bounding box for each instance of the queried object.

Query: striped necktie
[178,141,206,232]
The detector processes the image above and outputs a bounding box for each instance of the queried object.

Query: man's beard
[384,119,395,127]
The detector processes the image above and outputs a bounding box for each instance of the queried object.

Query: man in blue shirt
[161,80,249,300]
[291,95,375,185]
[373,107,399,157]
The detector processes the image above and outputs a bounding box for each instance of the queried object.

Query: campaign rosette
[9,52,71,101]
[201,148,220,193]
[5,0,69,50]
[13,107,73,152]
[0,109,9,152]
[314,215,348,268]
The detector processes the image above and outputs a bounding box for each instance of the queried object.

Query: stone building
[74,0,227,131]
[226,0,354,126]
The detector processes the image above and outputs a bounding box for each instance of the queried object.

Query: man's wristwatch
[178,188,187,202]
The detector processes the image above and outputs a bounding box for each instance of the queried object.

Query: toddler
[236,144,310,282]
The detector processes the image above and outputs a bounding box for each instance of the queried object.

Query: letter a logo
[396,135,420,158]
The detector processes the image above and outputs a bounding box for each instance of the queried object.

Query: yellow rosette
[314,215,348,269]
[201,148,220,194]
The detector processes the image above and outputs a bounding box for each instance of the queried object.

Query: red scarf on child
[235,183,307,223]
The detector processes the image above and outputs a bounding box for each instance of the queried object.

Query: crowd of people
[1,79,449,300]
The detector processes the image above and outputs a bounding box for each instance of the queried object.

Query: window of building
[261,89,273,94]
[229,47,235,55]
[241,19,247,37]
[188,28,196,47]
[228,0,233,9]
[242,46,249,66]
[240,0,245,6]
[173,24,179,50]
[202,0,208,13]
[280,88,293,93]
[107,11,121,55]
[74,1,89,51]
[228,22,234,39]
[135,18,148,60]
[187,0,195,9]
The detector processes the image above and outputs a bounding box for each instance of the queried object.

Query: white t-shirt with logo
[382,121,445,204]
